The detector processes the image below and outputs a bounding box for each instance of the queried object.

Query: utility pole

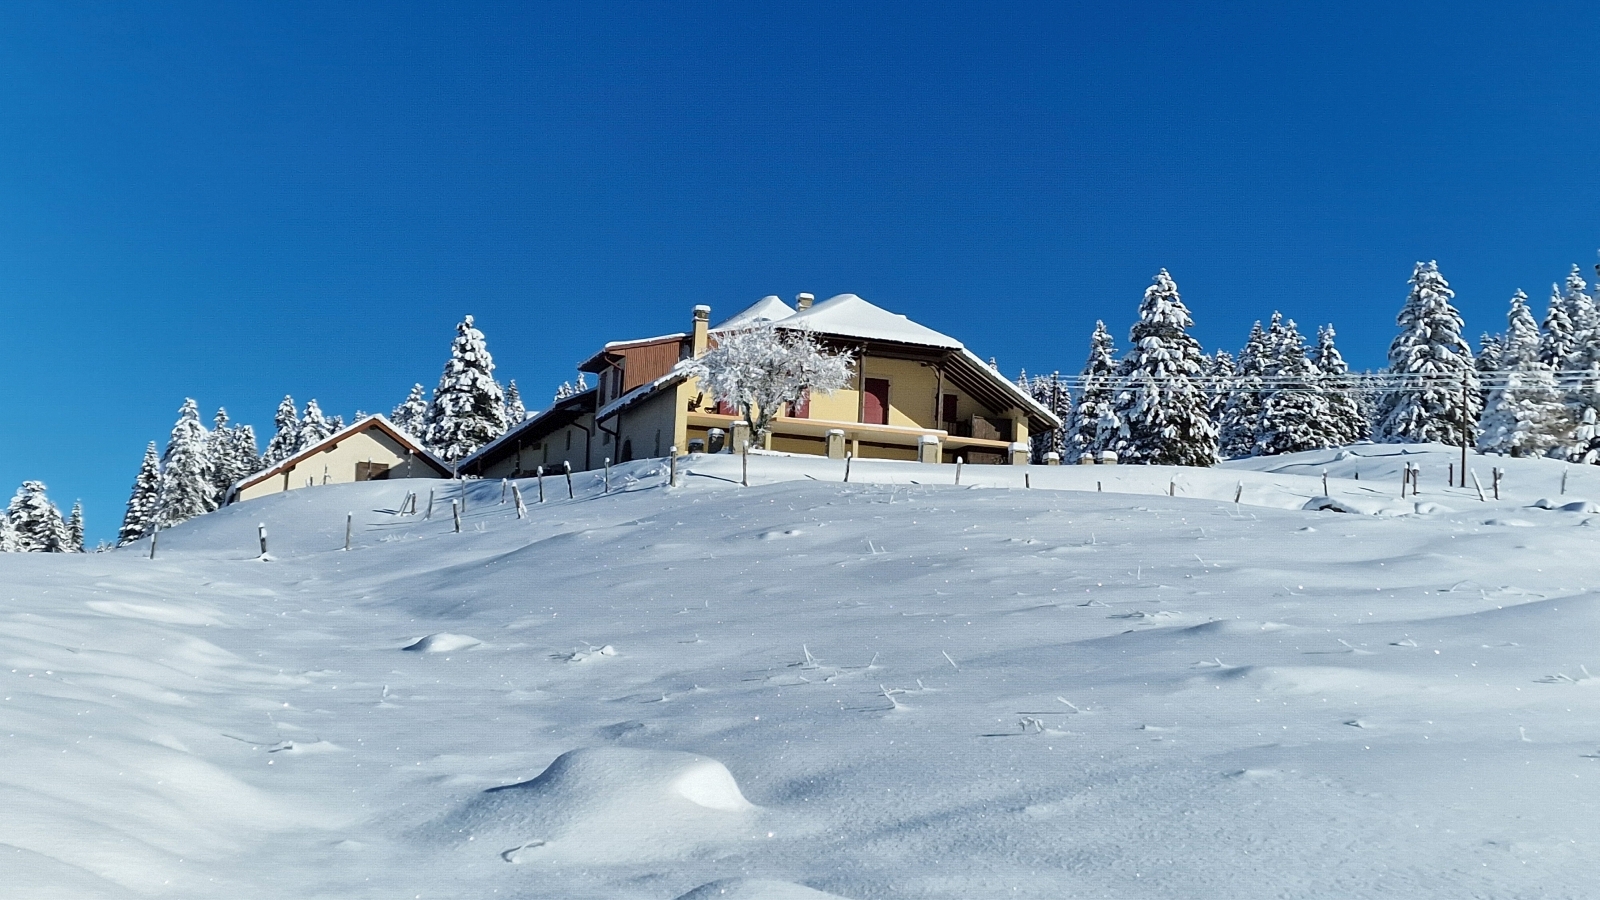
[1460,373,1469,487]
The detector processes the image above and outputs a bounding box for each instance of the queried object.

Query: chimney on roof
[692,305,710,357]
[796,293,815,311]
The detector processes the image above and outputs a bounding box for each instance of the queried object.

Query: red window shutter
[792,389,811,419]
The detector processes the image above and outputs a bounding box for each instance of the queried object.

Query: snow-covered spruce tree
[297,400,334,451]
[224,424,262,492]
[66,502,84,553]
[205,408,259,499]
[1218,320,1269,458]
[684,320,854,445]
[1206,349,1235,423]
[1539,286,1575,369]
[157,399,216,527]
[1066,321,1119,461]
[1373,261,1480,445]
[1310,324,1369,445]
[118,441,161,545]
[1479,290,1568,458]
[8,481,68,552]
[1109,269,1218,466]
[553,372,590,402]
[1555,267,1600,459]
[1026,372,1071,463]
[1254,318,1332,456]
[504,380,526,425]
[391,384,429,437]
[264,395,300,464]
[423,315,509,462]
[1476,332,1505,409]
[0,511,19,552]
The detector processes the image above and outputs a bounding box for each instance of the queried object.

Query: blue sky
[3,2,1598,541]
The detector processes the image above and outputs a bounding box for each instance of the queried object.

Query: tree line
[103,315,528,550]
[1020,260,1600,467]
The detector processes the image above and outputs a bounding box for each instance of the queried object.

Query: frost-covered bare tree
[685,321,854,444]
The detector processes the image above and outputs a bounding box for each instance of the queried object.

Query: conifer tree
[8,481,68,552]
[0,511,19,553]
[553,372,590,402]
[208,416,261,501]
[391,384,429,436]
[66,502,84,552]
[1218,321,1269,458]
[1479,290,1568,458]
[118,441,161,546]
[157,399,216,527]
[423,315,510,462]
[1109,269,1218,466]
[1206,349,1235,423]
[504,380,526,425]
[1310,325,1369,445]
[1254,319,1331,455]
[1026,372,1071,463]
[1476,333,1505,408]
[1557,267,1600,454]
[264,395,300,464]
[297,400,334,451]
[1067,321,1119,461]
[1539,286,1575,369]
[1373,261,1479,445]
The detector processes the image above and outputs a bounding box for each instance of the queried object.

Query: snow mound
[402,632,482,653]
[1531,498,1600,513]
[1185,619,1292,635]
[450,748,758,862]
[674,879,853,900]
[1301,496,1411,516]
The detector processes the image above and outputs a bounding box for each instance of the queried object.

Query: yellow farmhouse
[458,293,1061,478]
[228,415,453,503]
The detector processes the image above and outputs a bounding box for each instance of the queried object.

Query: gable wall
[235,428,445,502]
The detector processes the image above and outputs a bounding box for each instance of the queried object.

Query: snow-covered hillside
[6,446,1600,899]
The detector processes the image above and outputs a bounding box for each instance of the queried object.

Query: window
[355,462,391,482]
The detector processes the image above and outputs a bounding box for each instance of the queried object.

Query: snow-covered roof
[227,415,452,500]
[456,387,596,472]
[712,295,796,331]
[603,332,688,352]
[774,294,963,349]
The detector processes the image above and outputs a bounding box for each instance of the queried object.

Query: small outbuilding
[226,415,452,504]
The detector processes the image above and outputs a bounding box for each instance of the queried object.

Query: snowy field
[6,444,1600,899]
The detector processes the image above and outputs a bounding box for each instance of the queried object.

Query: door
[864,378,890,425]
[942,393,959,428]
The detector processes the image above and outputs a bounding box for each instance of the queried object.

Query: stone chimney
[796,293,815,311]
[691,305,710,357]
